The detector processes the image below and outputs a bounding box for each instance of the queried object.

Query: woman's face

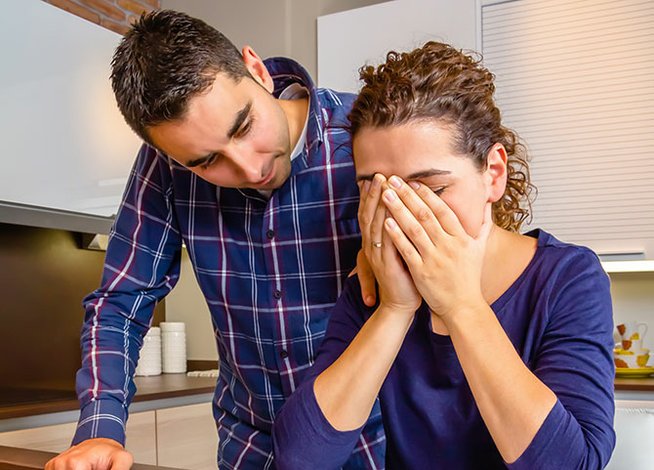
[353,121,506,237]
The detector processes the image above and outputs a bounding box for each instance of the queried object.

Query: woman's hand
[379,176,492,321]
[359,174,421,315]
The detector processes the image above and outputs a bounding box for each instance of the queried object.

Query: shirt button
[266,229,275,240]
[280,350,288,359]
[273,289,282,300]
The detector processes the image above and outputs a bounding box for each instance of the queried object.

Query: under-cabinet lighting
[601,260,654,274]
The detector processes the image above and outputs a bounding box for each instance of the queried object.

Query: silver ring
[372,241,383,248]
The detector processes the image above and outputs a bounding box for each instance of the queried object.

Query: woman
[272,41,615,469]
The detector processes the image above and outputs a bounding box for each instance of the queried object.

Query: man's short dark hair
[111,9,249,144]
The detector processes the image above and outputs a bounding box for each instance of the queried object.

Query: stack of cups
[135,327,162,376]
[161,322,187,373]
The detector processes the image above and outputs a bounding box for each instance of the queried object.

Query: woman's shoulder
[527,228,604,273]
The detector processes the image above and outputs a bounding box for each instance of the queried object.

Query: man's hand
[45,438,133,470]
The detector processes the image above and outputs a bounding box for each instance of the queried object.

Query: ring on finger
[372,241,383,248]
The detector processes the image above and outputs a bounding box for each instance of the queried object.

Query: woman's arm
[317,174,421,430]
[273,174,421,469]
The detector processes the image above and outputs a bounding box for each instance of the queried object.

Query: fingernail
[383,189,397,202]
[362,180,371,193]
[385,218,398,230]
[389,175,402,188]
[371,175,381,189]
[408,181,420,190]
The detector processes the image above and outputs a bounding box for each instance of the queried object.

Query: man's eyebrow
[227,102,252,139]
[183,102,253,168]
[186,154,214,168]
[355,169,451,182]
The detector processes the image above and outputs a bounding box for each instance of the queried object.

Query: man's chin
[264,158,291,190]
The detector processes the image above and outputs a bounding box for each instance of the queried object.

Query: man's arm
[48,145,183,469]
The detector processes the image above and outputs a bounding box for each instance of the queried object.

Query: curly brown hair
[349,41,535,232]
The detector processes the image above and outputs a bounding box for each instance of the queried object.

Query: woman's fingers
[369,194,387,260]
[381,186,437,257]
[407,180,466,238]
[384,216,422,270]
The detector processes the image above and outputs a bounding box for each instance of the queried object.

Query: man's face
[148,72,292,190]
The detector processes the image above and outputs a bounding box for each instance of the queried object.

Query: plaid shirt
[73,57,385,469]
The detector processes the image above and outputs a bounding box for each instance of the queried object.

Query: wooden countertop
[1,374,652,422]
[0,445,182,469]
[0,375,216,420]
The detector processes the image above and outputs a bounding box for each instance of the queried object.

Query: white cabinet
[317,0,478,92]
[481,0,654,259]
[0,403,217,468]
[0,411,157,465]
[156,402,218,470]
[0,0,141,217]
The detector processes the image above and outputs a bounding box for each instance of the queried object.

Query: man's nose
[225,146,264,183]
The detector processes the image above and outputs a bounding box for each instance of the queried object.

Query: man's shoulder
[316,88,356,112]
[315,88,357,129]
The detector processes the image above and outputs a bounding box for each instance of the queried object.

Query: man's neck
[279,97,310,151]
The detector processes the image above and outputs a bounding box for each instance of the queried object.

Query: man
[46,10,384,470]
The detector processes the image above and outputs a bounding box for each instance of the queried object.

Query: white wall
[317,0,478,92]
[165,250,217,360]
[161,0,388,79]
[161,0,288,60]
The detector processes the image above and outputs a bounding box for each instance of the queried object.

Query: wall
[160,0,387,79]
[165,250,217,361]
[44,0,160,35]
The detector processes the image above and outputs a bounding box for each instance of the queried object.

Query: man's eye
[432,187,446,196]
[200,154,217,169]
[236,120,252,138]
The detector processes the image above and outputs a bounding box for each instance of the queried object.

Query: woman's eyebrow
[356,169,452,183]
[406,169,452,179]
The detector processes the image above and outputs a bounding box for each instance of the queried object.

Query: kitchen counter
[0,445,182,469]
[0,375,216,421]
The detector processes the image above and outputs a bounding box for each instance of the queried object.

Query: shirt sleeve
[273,276,376,469]
[73,144,183,446]
[509,248,616,469]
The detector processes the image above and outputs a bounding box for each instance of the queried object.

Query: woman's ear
[485,143,508,203]
[242,46,274,93]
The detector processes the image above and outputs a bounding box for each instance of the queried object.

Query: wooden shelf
[615,377,654,391]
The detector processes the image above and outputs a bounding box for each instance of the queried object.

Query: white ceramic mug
[617,322,648,351]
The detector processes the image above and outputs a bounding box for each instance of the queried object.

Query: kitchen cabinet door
[156,402,217,470]
[0,410,157,465]
[0,0,141,217]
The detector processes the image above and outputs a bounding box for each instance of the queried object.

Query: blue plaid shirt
[73,57,385,468]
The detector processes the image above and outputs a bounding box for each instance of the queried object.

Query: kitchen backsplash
[0,223,164,391]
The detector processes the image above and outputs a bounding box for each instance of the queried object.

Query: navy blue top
[273,230,616,469]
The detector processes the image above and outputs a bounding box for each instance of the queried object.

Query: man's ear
[242,46,274,93]
[485,143,508,203]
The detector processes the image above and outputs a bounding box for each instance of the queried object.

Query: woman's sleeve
[509,249,616,469]
[273,276,374,469]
